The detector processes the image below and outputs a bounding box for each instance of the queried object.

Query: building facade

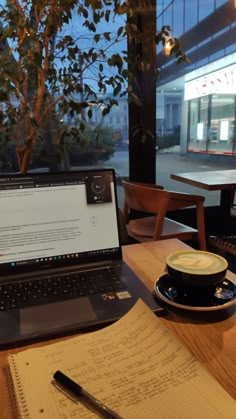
[157,0,236,161]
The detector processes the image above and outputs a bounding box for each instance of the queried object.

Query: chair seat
[127,216,198,242]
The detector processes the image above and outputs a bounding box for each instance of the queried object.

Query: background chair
[122,181,206,250]
[208,234,236,274]
[208,235,236,257]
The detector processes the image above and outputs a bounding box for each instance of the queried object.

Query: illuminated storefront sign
[184,64,236,100]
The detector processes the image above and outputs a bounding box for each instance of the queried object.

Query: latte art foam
[167,251,227,275]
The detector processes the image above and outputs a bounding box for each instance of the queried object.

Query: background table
[1,239,236,418]
[171,169,236,216]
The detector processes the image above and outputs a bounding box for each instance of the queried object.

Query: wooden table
[1,239,236,418]
[171,169,236,216]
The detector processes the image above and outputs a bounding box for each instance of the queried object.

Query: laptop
[0,168,162,348]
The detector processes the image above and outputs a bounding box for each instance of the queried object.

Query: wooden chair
[122,181,207,250]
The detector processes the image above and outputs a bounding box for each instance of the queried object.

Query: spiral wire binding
[8,355,30,418]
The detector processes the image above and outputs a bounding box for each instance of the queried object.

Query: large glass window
[0,2,129,178]
[1,0,236,209]
[156,0,236,207]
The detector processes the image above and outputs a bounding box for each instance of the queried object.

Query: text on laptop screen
[0,170,120,273]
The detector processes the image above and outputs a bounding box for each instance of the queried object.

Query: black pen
[53,370,123,419]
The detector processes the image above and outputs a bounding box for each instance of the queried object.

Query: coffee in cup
[166,250,228,287]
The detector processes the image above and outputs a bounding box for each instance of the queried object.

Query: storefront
[184,63,236,156]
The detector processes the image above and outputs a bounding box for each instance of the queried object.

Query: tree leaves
[0,0,186,173]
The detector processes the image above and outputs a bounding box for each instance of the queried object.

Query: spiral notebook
[8,299,236,419]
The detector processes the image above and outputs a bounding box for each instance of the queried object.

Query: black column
[127,1,156,183]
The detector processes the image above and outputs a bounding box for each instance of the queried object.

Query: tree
[0,0,186,173]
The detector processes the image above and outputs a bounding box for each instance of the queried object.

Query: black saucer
[154,274,236,311]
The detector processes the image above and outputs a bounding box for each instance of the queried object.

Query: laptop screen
[0,169,121,275]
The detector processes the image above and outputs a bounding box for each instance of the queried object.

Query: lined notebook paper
[8,299,236,418]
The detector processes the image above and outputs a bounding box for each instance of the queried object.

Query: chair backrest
[126,181,164,191]
[122,181,205,215]
[122,180,206,249]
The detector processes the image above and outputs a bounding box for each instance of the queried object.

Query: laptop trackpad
[20,298,97,335]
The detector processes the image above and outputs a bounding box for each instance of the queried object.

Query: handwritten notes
[8,299,236,418]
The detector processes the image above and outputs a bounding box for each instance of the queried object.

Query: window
[184,0,198,31]
[208,95,236,154]
[1,0,236,208]
[199,0,214,20]
[0,1,129,176]
[173,0,184,37]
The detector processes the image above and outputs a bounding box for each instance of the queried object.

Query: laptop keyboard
[0,267,127,311]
